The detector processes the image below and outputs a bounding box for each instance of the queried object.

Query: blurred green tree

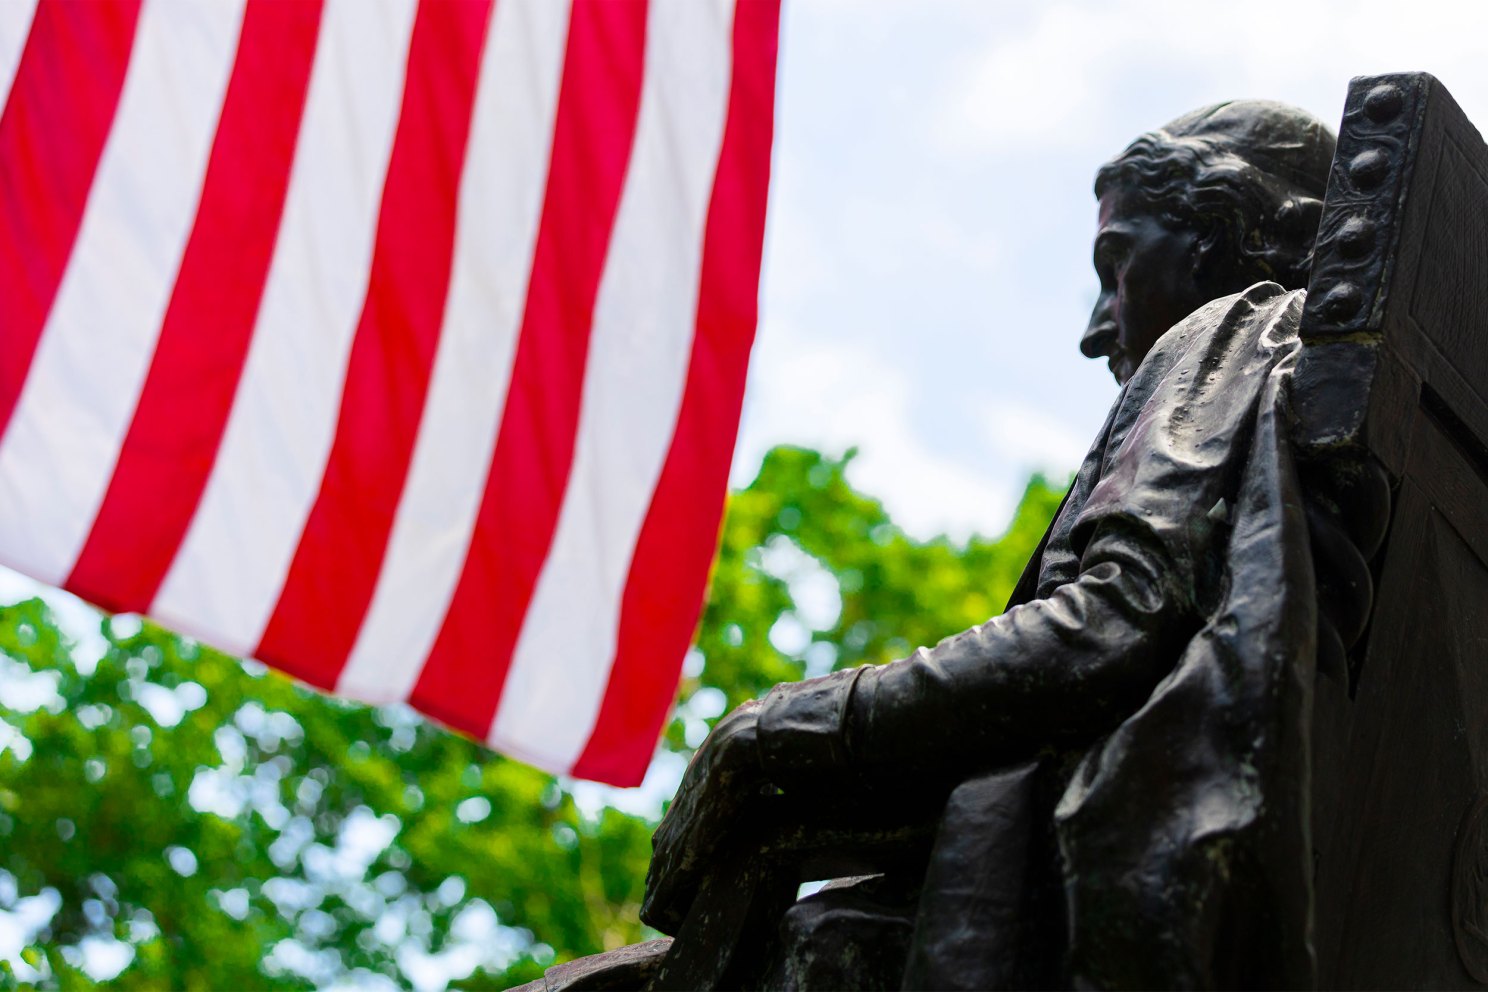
[0,447,1065,989]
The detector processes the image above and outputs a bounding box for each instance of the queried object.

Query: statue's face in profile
[1081,183,1217,385]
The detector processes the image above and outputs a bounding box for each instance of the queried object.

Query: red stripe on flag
[571,0,780,786]
[255,0,495,690]
[409,0,649,735]
[66,0,324,615]
[0,0,141,442]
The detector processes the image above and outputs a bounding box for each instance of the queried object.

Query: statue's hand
[641,700,767,934]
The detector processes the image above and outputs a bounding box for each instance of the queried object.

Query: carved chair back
[1297,71,1488,989]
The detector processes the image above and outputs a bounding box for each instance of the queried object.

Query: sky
[734,0,1488,541]
[6,1,1488,983]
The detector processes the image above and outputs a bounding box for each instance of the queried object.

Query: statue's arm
[649,418,1204,932]
[757,520,1198,787]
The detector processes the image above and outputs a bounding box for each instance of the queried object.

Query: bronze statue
[523,73,1488,990]
[638,99,1360,990]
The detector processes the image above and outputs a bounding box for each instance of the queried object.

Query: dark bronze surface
[1454,797,1488,985]
[528,73,1488,991]
[1304,73,1488,990]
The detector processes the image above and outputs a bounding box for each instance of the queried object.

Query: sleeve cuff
[756,665,869,786]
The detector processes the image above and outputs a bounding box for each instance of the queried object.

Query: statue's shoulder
[1128,282,1294,385]
[1168,281,1304,348]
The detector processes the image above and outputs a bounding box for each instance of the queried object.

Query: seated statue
[525,97,1403,992]
[628,98,1392,992]
[517,72,1488,990]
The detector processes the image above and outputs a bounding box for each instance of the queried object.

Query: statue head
[1082,100,1337,383]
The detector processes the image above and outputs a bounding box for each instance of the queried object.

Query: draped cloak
[755,282,1320,987]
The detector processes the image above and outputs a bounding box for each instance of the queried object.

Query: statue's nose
[1082,290,1118,359]
[1082,315,1118,360]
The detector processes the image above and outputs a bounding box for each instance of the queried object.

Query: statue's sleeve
[755,284,1299,788]
[757,520,1196,785]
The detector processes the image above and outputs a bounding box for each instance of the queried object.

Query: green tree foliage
[0,447,1065,989]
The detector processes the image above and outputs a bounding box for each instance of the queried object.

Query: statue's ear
[1275,198,1305,239]
[1264,197,1325,285]
[1189,217,1229,281]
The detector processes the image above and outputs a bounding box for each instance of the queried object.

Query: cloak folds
[756,282,1320,987]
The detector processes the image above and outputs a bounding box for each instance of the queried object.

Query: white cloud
[735,332,1020,540]
[744,0,1488,553]
[981,398,1090,473]
[937,0,1488,158]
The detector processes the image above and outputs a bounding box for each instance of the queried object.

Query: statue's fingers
[644,805,698,930]
[641,858,696,934]
[645,783,732,934]
[651,784,699,858]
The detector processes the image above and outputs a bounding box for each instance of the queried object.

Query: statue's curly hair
[1094,101,1337,290]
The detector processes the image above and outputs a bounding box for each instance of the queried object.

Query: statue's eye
[1094,233,1130,276]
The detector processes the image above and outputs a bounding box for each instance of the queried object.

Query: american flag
[0,0,779,786]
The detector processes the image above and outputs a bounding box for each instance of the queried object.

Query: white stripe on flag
[0,0,244,585]
[489,0,736,771]
[152,0,417,654]
[336,0,572,704]
[0,0,36,111]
